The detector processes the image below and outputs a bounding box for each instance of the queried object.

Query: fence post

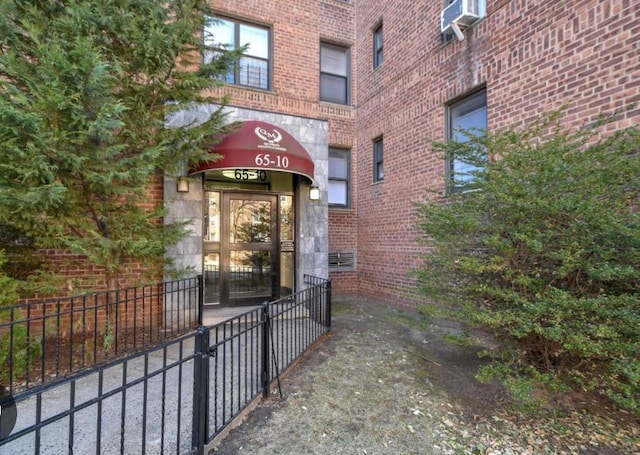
[261,301,270,399]
[325,280,332,329]
[197,274,204,327]
[192,326,210,455]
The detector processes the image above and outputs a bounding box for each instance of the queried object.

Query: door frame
[204,190,282,306]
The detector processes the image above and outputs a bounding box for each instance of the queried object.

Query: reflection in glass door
[279,195,294,297]
[226,197,276,303]
[204,191,220,304]
[204,191,293,306]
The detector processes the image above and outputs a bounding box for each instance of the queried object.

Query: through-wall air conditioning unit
[441,0,482,41]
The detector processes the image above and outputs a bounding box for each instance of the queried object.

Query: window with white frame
[328,148,350,207]
[320,43,350,105]
[447,89,487,190]
[204,16,271,90]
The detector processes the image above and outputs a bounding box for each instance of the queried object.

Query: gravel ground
[211,295,640,455]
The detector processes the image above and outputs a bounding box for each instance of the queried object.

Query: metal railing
[1,331,201,454]
[200,275,332,448]
[0,277,200,395]
[0,275,331,455]
[204,264,274,296]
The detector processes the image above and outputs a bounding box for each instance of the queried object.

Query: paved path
[1,304,320,455]
[2,306,252,454]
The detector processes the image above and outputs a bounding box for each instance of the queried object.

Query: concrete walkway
[1,303,320,454]
[2,306,258,454]
[201,305,261,327]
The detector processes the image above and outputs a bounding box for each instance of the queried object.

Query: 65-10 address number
[255,153,289,168]
[234,169,268,181]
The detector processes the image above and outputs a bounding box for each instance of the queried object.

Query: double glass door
[204,191,293,306]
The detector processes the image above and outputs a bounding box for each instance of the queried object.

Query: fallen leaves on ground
[212,297,640,455]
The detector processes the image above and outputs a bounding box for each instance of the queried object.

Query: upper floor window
[204,17,270,90]
[373,24,383,68]
[447,89,487,190]
[373,137,384,182]
[328,148,351,207]
[320,43,350,105]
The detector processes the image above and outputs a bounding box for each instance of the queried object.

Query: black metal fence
[0,275,331,455]
[0,277,200,395]
[203,265,275,298]
[201,274,332,448]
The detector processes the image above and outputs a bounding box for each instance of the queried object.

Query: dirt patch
[211,296,640,454]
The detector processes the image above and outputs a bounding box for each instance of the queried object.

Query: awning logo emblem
[255,127,283,145]
[255,126,286,151]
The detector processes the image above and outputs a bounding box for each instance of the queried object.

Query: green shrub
[415,111,640,414]
[0,250,41,387]
[0,249,18,307]
[0,319,42,387]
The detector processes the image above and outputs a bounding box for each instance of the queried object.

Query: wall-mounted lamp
[309,185,320,201]
[176,177,189,193]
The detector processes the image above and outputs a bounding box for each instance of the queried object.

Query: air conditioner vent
[329,252,355,271]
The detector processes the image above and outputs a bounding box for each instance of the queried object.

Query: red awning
[190,120,315,182]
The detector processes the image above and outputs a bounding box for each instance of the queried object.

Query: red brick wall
[328,210,358,293]
[33,1,360,297]
[35,251,163,295]
[354,0,640,307]
[37,0,639,308]
[18,290,163,337]
[210,0,359,293]
[29,173,166,296]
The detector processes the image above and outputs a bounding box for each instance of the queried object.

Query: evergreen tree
[416,111,640,414]
[0,0,239,292]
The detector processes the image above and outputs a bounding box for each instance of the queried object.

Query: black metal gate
[0,275,331,454]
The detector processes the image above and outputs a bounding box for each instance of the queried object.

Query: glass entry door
[204,192,279,306]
